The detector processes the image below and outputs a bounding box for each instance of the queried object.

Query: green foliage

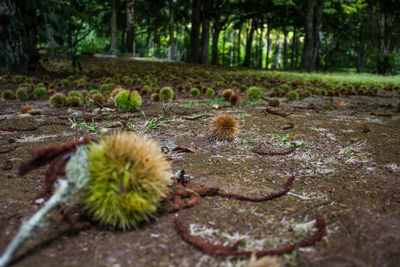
[0,77,6,84]
[190,87,201,97]
[115,90,142,112]
[49,93,67,107]
[104,77,112,83]
[1,90,14,99]
[68,90,84,100]
[205,87,215,97]
[287,90,299,101]
[16,87,28,101]
[13,75,24,83]
[84,133,170,230]
[25,77,33,84]
[159,87,174,101]
[247,86,263,101]
[66,96,83,107]
[33,87,47,99]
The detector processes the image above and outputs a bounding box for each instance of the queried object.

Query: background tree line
[1,0,400,74]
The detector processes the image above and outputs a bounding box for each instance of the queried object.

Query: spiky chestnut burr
[210,114,238,140]
[84,132,171,230]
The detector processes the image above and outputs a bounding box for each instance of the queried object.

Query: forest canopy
[1,0,400,74]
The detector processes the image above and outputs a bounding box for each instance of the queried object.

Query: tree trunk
[200,19,210,64]
[125,0,135,53]
[325,33,338,70]
[168,0,176,61]
[190,0,200,63]
[109,0,118,55]
[291,27,297,69]
[211,26,221,65]
[0,0,40,70]
[236,27,242,66]
[300,0,323,72]
[243,20,255,67]
[257,24,263,68]
[283,27,288,69]
[265,25,271,69]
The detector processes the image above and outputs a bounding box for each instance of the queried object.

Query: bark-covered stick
[0,180,69,267]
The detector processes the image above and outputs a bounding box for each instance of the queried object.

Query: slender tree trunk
[291,27,296,69]
[236,27,242,66]
[265,25,271,69]
[200,19,210,64]
[109,0,118,55]
[222,29,227,65]
[153,29,160,58]
[211,26,221,65]
[283,27,288,69]
[168,0,176,60]
[243,20,255,67]
[125,0,135,53]
[300,0,323,72]
[325,32,338,70]
[190,0,200,63]
[257,24,263,68]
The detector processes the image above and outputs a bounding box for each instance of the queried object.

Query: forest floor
[1,60,400,267]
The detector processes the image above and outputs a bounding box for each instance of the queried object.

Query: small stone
[35,198,45,204]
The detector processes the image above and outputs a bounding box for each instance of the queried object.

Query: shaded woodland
[1,0,400,74]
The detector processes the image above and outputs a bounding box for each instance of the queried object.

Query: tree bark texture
[211,26,221,65]
[200,19,210,64]
[109,0,118,55]
[0,0,40,69]
[243,20,255,67]
[125,0,135,53]
[265,25,271,70]
[190,0,200,63]
[168,0,176,60]
[300,0,323,72]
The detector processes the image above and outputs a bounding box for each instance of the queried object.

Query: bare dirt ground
[1,79,400,266]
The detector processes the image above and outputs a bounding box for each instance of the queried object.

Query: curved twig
[175,215,326,257]
[217,176,294,202]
